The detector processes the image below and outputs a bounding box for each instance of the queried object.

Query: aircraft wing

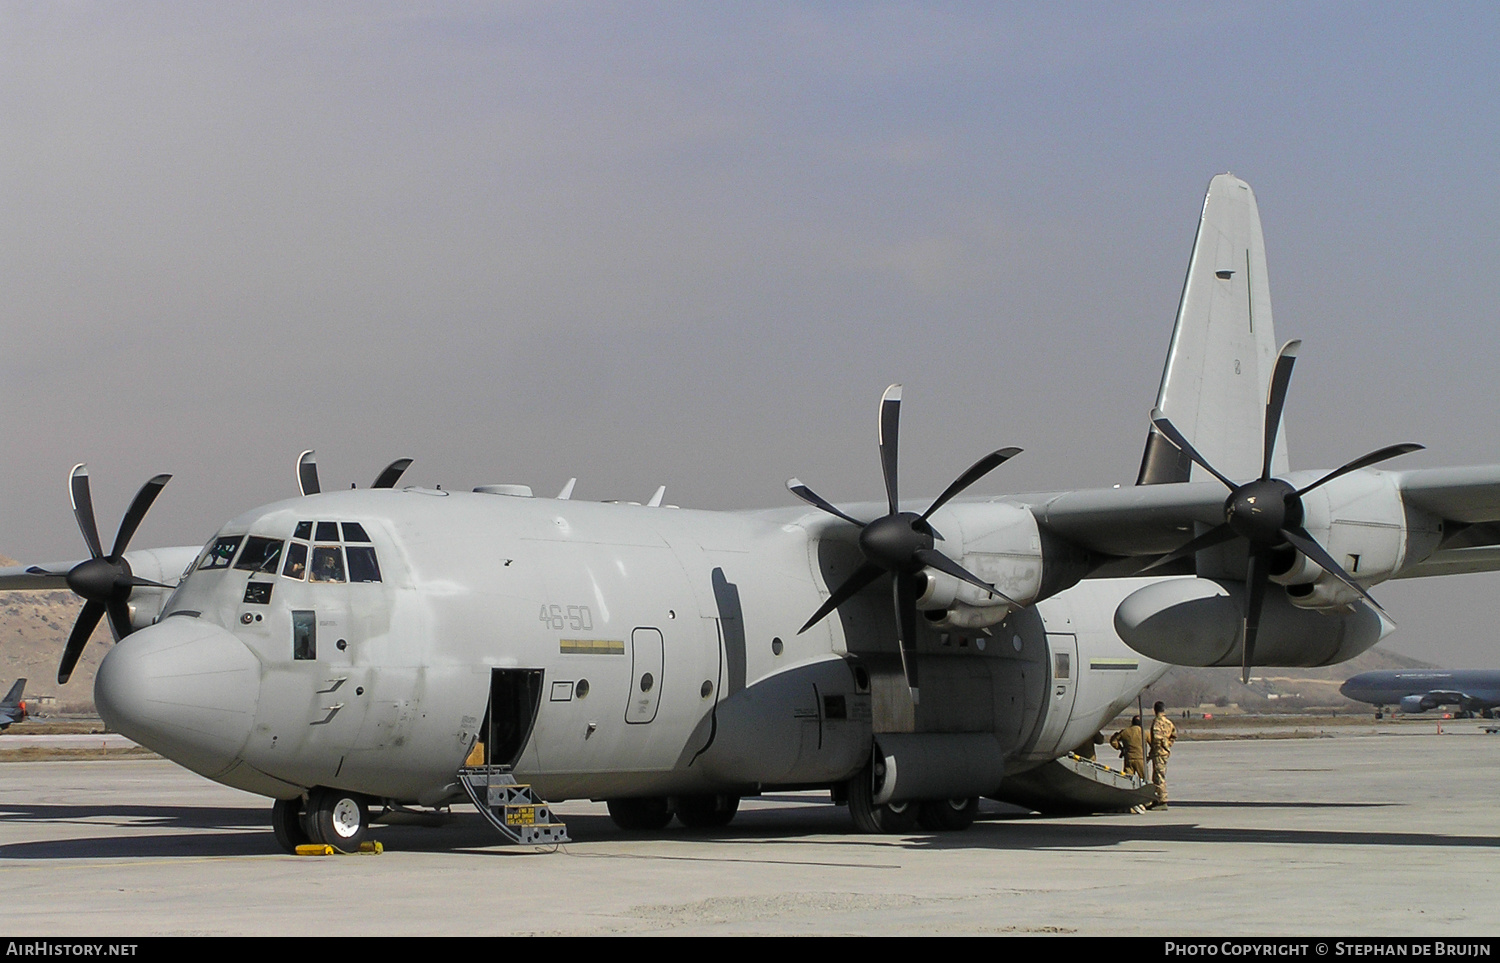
[1391,465,1500,578]
[0,563,77,590]
[1005,482,1230,558]
[0,546,203,592]
[1003,465,1500,580]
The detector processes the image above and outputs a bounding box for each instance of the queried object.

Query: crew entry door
[484,668,545,768]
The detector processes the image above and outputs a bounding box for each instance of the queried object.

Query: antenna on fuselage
[556,478,577,500]
[647,486,666,507]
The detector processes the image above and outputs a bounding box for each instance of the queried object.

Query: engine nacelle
[1264,468,1443,611]
[1400,694,1432,714]
[920,502,1091,630]
[1114,577,1390,667]
[123,546,203,630]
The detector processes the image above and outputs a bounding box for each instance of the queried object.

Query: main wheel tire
[847,761,919,834]
[607,796,672,831]
[918,797,979,831]
[308,787,369,853]
[675,794,740,829]
[271,796,311,854]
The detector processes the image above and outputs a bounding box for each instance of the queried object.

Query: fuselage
[94,486,1169,806]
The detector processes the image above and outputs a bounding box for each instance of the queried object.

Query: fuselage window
[282,542,309,580]
[235,537,285,574]
[342,522,371,543]
[346,546,381,583]
[310,546,346,583]
[198,536,244,571]
[294,521,314,540]
[315,521,340,542]
[292,610,316,660]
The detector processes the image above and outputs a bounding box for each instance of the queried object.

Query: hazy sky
[4,2,1499,665]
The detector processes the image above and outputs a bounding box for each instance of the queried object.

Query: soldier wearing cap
[1109,716,1145,779]
[1148,700,1177,809]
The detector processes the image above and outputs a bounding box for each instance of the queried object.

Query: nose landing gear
[271,788,372,854]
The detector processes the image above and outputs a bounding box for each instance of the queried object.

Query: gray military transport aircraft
[7,174,1500,853]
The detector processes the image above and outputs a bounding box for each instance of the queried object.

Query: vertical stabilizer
[1136,174,1287,485]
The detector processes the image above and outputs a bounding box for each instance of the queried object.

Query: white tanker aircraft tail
[7,173,1500,852]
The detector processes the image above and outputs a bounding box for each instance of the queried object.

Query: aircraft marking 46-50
[8,175,1500,852]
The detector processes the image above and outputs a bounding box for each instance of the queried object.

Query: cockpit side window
[309,546,346,583]
[342,522,371,543]
[282,542,308,580]
[234,537,284,574]
[198,536,243,571]
[294,521,313,540]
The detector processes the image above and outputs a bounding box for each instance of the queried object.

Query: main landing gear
[272,788,372,854]
[845,759,978,834]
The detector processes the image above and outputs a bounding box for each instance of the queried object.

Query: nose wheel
[272,789,371,854]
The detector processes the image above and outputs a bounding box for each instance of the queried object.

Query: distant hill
[1137,647,1438,714]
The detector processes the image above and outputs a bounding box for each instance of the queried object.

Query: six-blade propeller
[1143,340,1423,683]
[52,466,174,684]
[297,450,414,495]
[789,385,1022,704]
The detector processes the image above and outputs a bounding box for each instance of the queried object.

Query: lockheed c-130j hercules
[7,174,1500,853]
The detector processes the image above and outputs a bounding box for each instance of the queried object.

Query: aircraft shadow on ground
[3,799,1494,859]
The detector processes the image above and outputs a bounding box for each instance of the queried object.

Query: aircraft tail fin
[2,678,24,706]
[1136,174,1286,485]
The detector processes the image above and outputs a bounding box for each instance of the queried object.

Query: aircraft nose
[95,617,261,780]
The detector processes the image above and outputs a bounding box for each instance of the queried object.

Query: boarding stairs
[458,765,570,845]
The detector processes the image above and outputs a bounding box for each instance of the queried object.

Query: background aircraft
[7,174,1500,854]
[1340,670,1500,717]
[0,679,31,731]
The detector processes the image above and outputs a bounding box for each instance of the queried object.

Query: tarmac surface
[3,719,1499,936]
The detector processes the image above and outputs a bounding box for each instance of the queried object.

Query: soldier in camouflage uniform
[1148,700,1177,809]
[1109,716,1145,779]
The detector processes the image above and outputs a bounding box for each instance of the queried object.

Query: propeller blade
[894,571,920,703]
[106,598,134,641]
[1261,340,1301,480]
[878,384,902,515]
[1294,443,1425,499]
[1149,410,1238,490]
[110,474,171,557]
[68,465,104,559]
[921,447,1023,520]
[297,450,320,496]
[1280,525,1388,617]
[1241,547,1270,685]
[371,458,413,489]
[912,548,1017,606]
[59,601,106,685]
[787,479,868,528]
[1138,523,1239,573]
[798,562,884,634]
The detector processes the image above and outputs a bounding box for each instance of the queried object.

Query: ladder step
[457,765,569,845]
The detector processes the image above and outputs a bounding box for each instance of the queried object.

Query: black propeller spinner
[297,450,414,495]
[788,385,1022,704]
[1144,340,1423,683]
[56,465,174,684]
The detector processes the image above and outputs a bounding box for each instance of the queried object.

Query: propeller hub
[65,556,132,603]
[858,513,934,572]
[1225,479,1301,545]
